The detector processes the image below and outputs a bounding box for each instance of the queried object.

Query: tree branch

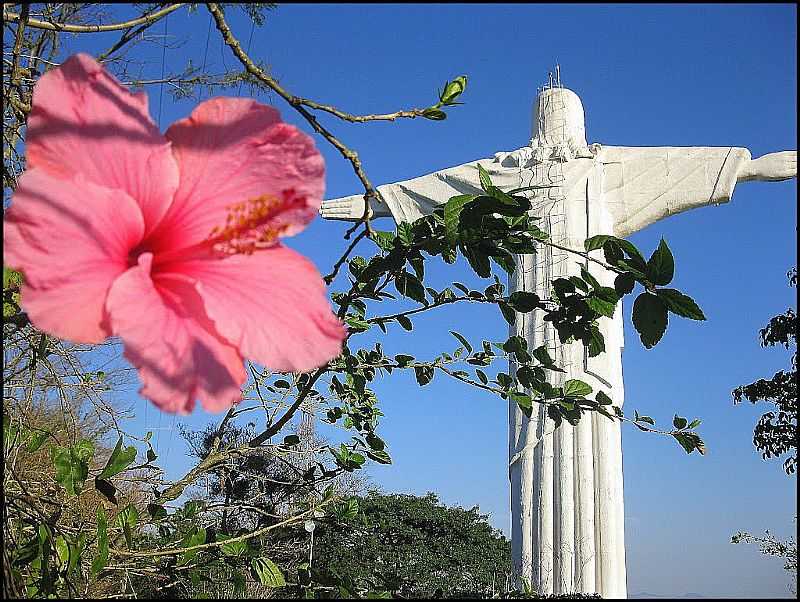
[111,500,329,559]
[2,4,186,33]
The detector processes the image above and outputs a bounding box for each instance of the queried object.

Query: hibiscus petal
[26,53,178,235]
[106,253,246,414]
[3,168,145,343]
[170,245,345,373]
[148,98,324,252]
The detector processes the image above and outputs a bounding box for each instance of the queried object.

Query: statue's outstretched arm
[737,151,797,182]
[606,146,796,238]
[320,155,518,224]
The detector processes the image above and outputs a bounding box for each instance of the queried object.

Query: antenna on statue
[548,71,554,90]
[555,64,561,88]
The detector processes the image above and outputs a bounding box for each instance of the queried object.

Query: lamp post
[304,519,316,567]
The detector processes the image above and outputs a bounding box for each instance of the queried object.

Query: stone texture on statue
[319,85,796,598]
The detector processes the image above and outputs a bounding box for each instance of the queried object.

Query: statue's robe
[332,144,749,597]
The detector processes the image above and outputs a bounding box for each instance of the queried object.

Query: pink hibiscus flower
[3,53,346,415]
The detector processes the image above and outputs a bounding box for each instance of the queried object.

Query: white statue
[320,84,796,598]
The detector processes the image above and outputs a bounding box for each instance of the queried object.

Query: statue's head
[530,87,587,151]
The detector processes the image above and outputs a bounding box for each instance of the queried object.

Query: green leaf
[182,500,204,519]
[655,289,706,321]
[97,436,137,481]
[688,418,702,429]
[475,369,489,384]
[449,331,473,354]
[25,429,50,452]
[366,449,392,464]
[463,244,491,278]
[366,433,385,451]
[52,444,91,496]
[251,557,286,588]
[370,230,395,252]
[527,224,550,241]
[552,277,576,300]
[580,267,600,290]
[511,391,535,412]
[584,235,614,252]
[414,366,434,386]
[509,392,533,417]
[410,254,425,281]
[587,326,605,358]
[515,365,538,388]
[54,535,69,570]
[646,238,675,285]
[672,415,688,430]
[116,504,139,548]
[91,507,108,577]
[283,435,300,446]
[338,497,359,520]
[569,276,589,292]
[490,251,516,276]
[595,390,613,405]
[422,107,447,120]
[444,194,477,246]
[586,295,616,318]
[73,439,95,463]
[632,293,668,349]
[345,316,371,333]
[178,527,207,566]
[221,539,247,557]
[564,379,593,398]
[672,432,705,455]
[397,222,414,246]
[502,335,527,354]
[395,271,427,304]
[615,239,647,271]
[396,315,413,331]
[498,301,516,325]
[394,354,414,367]
[478,163,493,192]
[531,346,564,372]
[614,273,636,296]
[508,291,541,313]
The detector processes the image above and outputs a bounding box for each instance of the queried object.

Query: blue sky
[41,3,797,598]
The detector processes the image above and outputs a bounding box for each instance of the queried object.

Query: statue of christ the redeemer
[319,83,797,598]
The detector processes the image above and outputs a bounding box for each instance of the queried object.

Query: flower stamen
[209,190,305,255]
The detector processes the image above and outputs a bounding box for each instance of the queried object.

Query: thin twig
[323,226,369,284]
[2,4,186,33]
[296,97,428,123]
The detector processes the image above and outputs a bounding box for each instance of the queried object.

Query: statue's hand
[319,196,372,222]
[746,151,797,182]
[320,194,391,221]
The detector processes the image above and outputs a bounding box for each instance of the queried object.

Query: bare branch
[2,4,187,34]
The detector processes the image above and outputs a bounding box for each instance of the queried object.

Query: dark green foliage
[732,268,797,475]
[309,492,513,599]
